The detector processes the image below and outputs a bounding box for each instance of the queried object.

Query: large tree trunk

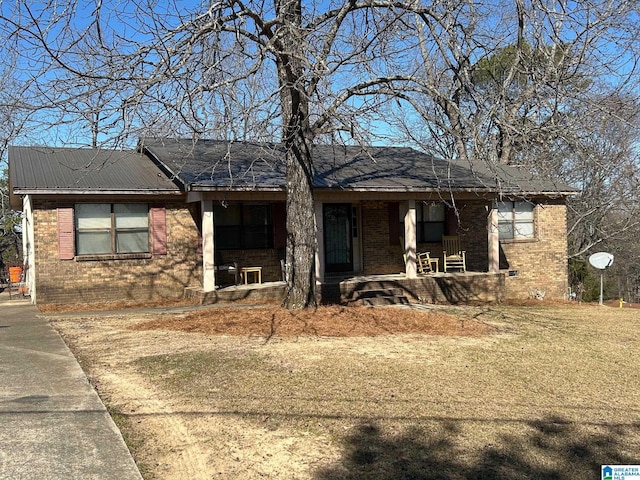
[282,125,317,309]
[276,0,317,309]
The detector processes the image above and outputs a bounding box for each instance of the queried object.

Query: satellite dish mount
[589,252,614,306]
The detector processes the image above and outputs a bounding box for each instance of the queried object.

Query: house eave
[12,188,183,196]
[188,185,286,192]
[184,185,578,196]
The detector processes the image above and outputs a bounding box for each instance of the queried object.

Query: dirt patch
[50,303,640,480]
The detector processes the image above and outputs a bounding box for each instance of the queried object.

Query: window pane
[427,203,445,221]
[116,230,149,253]
[77,204,110,229]
[77,231,111,254]
[514,221,534,238]
[243,226,273,249]
[498,222,514,239]
[214,205,241,226]
[497,202,512,221]
[216,225,241,249]
[115,204,148,228]
[244,205,270,226]
[515,201,534,220]
[423,223,445,242]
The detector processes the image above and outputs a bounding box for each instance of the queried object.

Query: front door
[324,203,353,273]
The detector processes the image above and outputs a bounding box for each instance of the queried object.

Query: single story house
[9,139,576,306]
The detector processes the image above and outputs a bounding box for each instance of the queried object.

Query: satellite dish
[589,252,614,270]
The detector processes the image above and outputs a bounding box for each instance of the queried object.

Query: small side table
[240,266,262,284]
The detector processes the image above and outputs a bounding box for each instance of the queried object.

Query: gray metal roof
[9,146,181,195]
[142,139,576,195]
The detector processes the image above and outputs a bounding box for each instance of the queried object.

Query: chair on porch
[214,250,239,285]
[442,235,466,272]
[400,237,438,275]
[416,251,438,274]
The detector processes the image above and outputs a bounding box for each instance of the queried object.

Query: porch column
[404,200,417,278]
[488,203,500,273]
[202,200,216,292]
[315,201,325,283]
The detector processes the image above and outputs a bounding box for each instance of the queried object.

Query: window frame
[75,203,150,256]
[497,200,536,241]
[416,202,446,243]
[398,202,447,244]
[214,203,274,250]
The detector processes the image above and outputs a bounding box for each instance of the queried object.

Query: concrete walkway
[0,294,142,480]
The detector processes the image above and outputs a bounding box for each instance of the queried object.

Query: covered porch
[186,271,505,306]
[192,192,502,297]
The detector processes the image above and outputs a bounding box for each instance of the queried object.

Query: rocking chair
[442,236,466,272]
[417,251,438,274]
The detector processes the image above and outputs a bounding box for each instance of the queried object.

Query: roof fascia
[12,188,183,196]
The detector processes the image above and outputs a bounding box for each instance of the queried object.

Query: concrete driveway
[0,294,142,479]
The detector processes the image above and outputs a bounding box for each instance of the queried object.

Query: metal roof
[9,146,181,195]
[142,139,577,195]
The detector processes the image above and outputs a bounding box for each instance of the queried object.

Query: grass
[56,303,640,479]
[106,404,154,478]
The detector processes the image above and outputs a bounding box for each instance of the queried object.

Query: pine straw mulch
[130,305,493,338]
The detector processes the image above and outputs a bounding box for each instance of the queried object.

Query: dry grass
[51,302,640,480]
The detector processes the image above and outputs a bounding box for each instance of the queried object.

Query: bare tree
[382,1,640,169]
[2,0,640,306]
[1,0,434,308]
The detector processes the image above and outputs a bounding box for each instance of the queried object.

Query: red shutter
[57,207,75,260]
[150,206,167,255]
[388,202,400,245]
[272,202,287,249]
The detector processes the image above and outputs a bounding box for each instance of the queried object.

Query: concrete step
[344,288,406,301]
[346,292,410,307]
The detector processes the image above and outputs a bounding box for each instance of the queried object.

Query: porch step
[347,288,405,300]
[346,288,410,307]
[358,295,410,306]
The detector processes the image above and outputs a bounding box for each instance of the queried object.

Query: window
[497,201,535,240]
[76,203,149,255]
[399,202,446,243]
[214,204,273,250]
[417,203,446,242]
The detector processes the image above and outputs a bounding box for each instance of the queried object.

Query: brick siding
[499,201,569,299]
[33,198,202,305]
[32,195,569,306]
[359,199,569,300]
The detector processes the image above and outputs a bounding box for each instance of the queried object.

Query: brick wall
[361,201,404,274]
[500,201,569,299]
[359,198,569,301]
[33,198,202,305]
[216,248,283,284]
[360,200,492,275]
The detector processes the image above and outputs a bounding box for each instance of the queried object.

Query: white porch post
[488,202,500,273]
[404,200,417,278]
[315,201,325,283]
[202,200,216,292]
